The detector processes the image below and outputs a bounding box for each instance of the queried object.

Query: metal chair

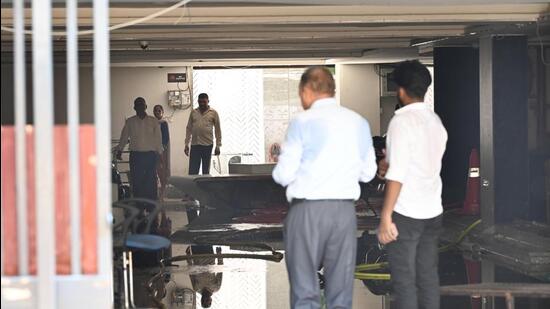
[113,198,171,308]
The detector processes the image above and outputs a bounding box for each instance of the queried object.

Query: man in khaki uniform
[184,93,222,175]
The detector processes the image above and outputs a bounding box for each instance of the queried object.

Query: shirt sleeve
[160,121,170,146]
[272,118,303,187]
[185,111,193,146]
[214,111,222,147]
[116,119,130,151]
[385,117,411,183]
[359,120,377,183]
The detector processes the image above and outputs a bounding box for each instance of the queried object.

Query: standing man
[185,93,222,175]
[377,60,447,309]
[273,66,377,309]
[115,97,163,201]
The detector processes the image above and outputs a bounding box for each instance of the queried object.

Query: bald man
[273,66,377,309]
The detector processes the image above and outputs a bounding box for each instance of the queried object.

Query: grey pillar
[479,35,529,226]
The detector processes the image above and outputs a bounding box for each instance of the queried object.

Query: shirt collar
[310,97,336,109]
[196,107,211,113]
[395,102,427,115]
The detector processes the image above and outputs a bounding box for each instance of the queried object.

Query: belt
[291,198,354,205]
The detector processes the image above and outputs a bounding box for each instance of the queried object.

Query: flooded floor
[124,195,550,309]
[132,202,385,309]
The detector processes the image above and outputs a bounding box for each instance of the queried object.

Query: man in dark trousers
[115,97,163,201]
[377,60,447,309]
[273,66,377,309]
[184,93,222,175]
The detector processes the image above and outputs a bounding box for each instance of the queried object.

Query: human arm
[377,155,389,179]
[377,118,411,244]
[160,121,170,148]
[154,120,163,155]
[214,111,222,155]
[272,119,303,186]
[115,120,130,160]
[359,121,377,183]
[377,180,402,244]
[184,112,193,156]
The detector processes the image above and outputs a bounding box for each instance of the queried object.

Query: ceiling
[1,0,549,65]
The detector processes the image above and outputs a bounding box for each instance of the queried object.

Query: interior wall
[107,67,192,177]
[2,63,385,176]
[335,64,381,135]
[380,96,398,135]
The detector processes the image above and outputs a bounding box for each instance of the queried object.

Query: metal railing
[1,0,113,308]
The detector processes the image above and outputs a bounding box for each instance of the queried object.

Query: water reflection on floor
[148,207,385,309]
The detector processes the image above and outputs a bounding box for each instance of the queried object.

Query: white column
[32,0,56,307]
[94,0,113,279]
[14,0,28,277]
[66,0,81,275]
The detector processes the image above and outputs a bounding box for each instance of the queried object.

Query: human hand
[377,217,399,244]
[115,150,122,161]
[214,146,221,156]
[377,154,389,179]
[184,145,190,156]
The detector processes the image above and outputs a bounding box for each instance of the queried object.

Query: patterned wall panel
[193,69,265,169]
[263,68,304,162]
[209,253,267,309]
[192,68,307,166]
[425,66,435,110]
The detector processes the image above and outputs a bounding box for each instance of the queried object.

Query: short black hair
[134,97,146,106]
[198,93,209,100]
[391,60,431,100]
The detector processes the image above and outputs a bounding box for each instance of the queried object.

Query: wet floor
[132,202,385,309]
[126,196,550,309]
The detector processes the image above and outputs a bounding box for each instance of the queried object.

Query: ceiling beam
[1,4,547,28]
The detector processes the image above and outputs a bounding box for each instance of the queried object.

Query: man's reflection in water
[186,209,224,308]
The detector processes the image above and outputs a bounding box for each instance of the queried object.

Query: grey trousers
[387,212,442,309]
[284,199,357,309]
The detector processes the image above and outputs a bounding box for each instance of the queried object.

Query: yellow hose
[354,219,482,281]
[439,219,482,253]
[355,262,388,272]
[354,272,391,280]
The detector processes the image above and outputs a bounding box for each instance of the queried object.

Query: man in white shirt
[377,60,447,309]
[273,66,377,309]
[115,97,163,201]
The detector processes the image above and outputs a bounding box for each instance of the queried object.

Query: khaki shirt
[185,108,222,147]
[116,115,163,153]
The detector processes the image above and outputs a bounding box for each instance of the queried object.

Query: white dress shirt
[385,102,448,219]
[272,97,377,202]
[116,115,163,154]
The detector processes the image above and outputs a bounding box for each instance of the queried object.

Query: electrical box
[167,90,191,109]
